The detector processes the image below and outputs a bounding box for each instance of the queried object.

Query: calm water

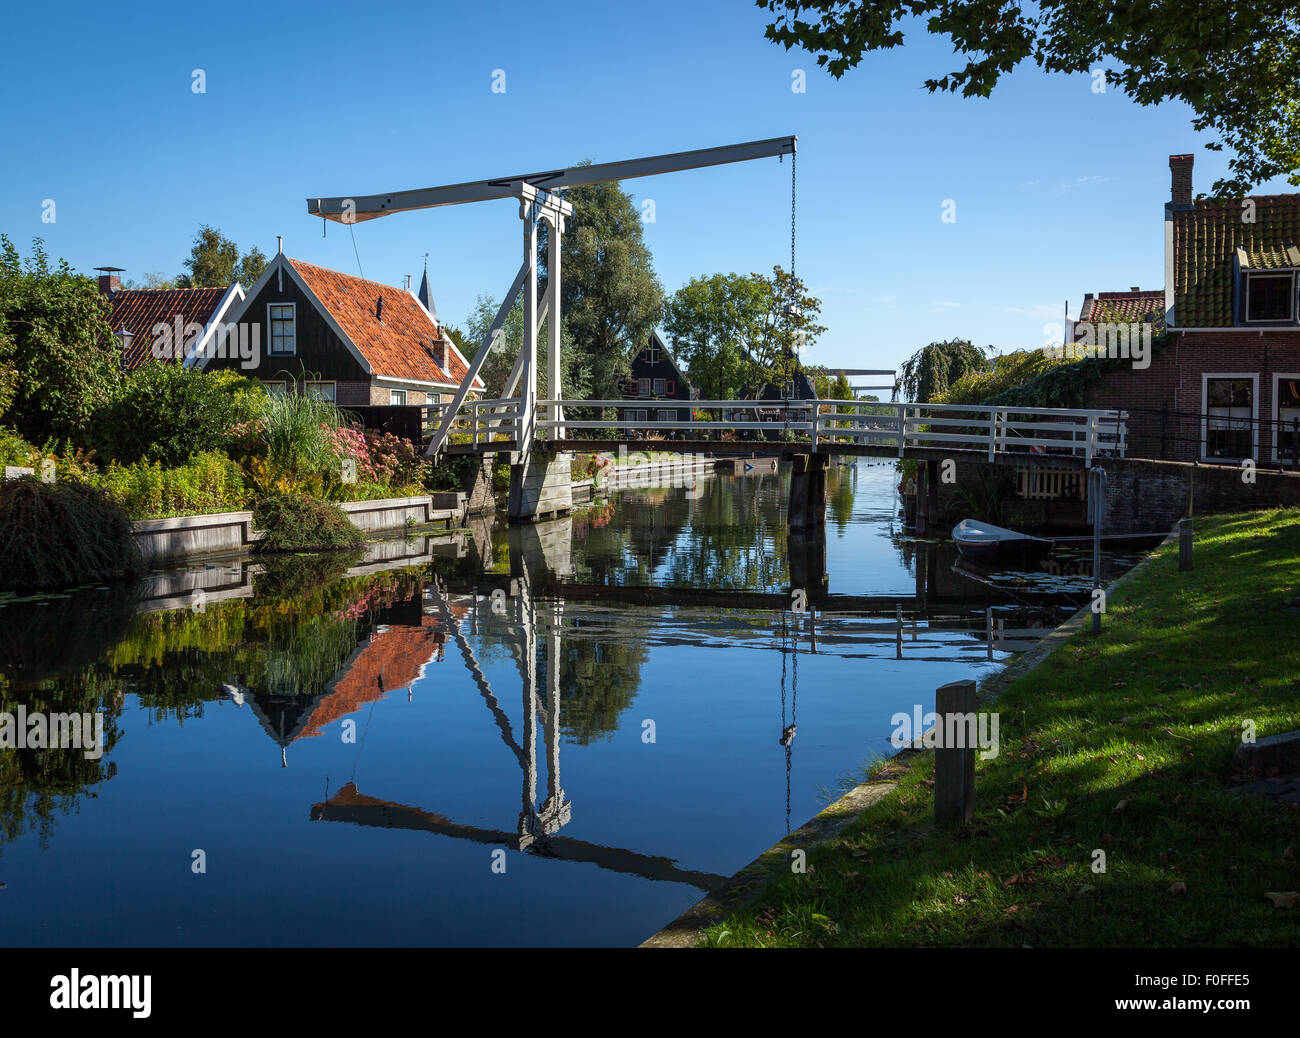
[0,461,1141,947]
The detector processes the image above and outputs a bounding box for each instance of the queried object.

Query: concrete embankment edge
[639,526,1179,948]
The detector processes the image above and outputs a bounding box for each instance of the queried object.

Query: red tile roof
[1077,289,1166,332]
[106,287,229,369]
[289,258,482,388]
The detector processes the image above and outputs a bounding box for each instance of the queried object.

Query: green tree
[0,236,123,445]
[546,171,665,400]
[123,271,178,290]
[177,226,267,288]
[665,267,826,401]
[756,265,827,383]
[756,0,1300,195]
[465,294,591,401]
[897,339,990,403]
[664,272,770,401]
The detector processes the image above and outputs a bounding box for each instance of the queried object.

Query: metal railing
[422,397,1129,461]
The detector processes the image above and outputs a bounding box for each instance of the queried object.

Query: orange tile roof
[297,617,448,739]
[106,287,229,369]
[289,258,483,388]
[1076,290,1166,336]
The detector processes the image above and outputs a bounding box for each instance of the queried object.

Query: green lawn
[702,508,1300,947]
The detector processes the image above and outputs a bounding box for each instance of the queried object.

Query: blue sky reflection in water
[0,462,1142,946]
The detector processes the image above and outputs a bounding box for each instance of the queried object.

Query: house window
[1274,374,1300,463]
[268,303,296,355]
[637,378,650,397]
[390,389,407,406]
[629,409,648,423]
[305,381,336,402]
[646,344,662,364]
[261,381,287,397]
[1245,273,1295,323]
[1203,374,1257,459]
[657,409,676,423]
[653,378,666,396]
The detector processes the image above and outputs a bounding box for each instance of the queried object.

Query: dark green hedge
[0,478,143,590]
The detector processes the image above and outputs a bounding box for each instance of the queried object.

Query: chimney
[94,266,124,297]
[440,338,450,373]
[1129,286,1141,292]
[375,296,384,323]
[1169,154,1194,205]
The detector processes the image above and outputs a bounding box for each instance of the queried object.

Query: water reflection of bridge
[300,514,1067,890]
[310,572,731,892]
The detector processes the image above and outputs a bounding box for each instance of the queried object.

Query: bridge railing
[811,400,1127,462]
[425,396,1127,460]
[424,397,523,447]
[537,399,816,436]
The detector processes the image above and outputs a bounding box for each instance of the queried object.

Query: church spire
[417,253,438,322]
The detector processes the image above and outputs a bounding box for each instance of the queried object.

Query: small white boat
[952,519,1052,562]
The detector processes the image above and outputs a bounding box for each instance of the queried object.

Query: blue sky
[2,1,1287,373]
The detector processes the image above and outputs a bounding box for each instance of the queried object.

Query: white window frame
[637,378,650,397]
[389,389,407,406]
[657,408,676,423]
[646,344,662,364]
[1243,270,1296,324]
[1201,372,1258,461]
[1272,372,1300,463]
[629,409,648,423]
[267,302,297,356]
[653,378,666,396]
[305,380,336,402]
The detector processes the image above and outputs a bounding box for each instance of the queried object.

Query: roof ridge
[287,256,414,295]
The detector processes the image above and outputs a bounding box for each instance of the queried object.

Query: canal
[0,460,1145,946]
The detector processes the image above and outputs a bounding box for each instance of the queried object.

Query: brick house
[200,249,483,406]
[1080,154,1300,464]
[96,267,245,370]
[618,330,697,429]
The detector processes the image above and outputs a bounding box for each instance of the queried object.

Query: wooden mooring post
[934,679,976,824]
[1178,517,1194,572]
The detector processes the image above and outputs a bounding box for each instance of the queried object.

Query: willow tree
[897,339,989,403]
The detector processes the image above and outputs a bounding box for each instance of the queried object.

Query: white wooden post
[546,204,564,439]
[988,407,998,461]
[519,193,540,456]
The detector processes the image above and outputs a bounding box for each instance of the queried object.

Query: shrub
[0,426,36,468]
[0,478,143,590]
[91,363,252,466]
[259,390,349,474]
[253,493,365,553]
[0,236,124,445]
[89,450,247,520]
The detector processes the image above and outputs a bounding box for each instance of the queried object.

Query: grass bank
[701,508,1300,947]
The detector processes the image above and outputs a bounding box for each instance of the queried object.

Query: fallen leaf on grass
[1169,882,1187,895]
[1284,845,1294,860]
[1114,798,1131,812]
[1073,884,1096,897]
[1265,892,1298,909]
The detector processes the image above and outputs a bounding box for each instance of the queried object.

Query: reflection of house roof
[299,618,447,739]
[245,613,461,761]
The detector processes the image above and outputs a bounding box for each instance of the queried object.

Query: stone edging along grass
[639,526,1180,949]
